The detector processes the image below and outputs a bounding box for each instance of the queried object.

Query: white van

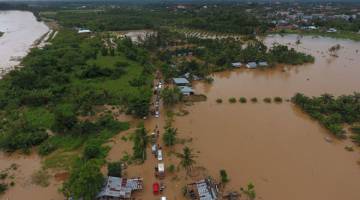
[157,149,163,161]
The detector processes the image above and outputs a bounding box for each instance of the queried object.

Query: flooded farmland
[173,35,360,200]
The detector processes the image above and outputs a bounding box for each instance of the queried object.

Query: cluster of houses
[172,77,195,96]
[96,176,144,200]
[269,5,360,34]
[231,61,269,69]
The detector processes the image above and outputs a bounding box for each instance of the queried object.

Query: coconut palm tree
[178,146,196,173]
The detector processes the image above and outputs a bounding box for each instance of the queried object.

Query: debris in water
[324,137,333,143]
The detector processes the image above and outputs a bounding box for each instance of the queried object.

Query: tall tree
[63,160,104,200]
[177,146,196,173]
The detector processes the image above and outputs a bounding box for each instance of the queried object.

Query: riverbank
[0,11,49,79]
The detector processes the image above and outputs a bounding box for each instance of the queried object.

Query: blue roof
[173,78,189,85]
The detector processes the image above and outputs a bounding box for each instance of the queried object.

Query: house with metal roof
[186,178,219,200]
[97,176,143,200]
[258,61,269,67]
[179,86,194,96]
[78,28,91,34]
[231,62,242,68]
[173,78,190,86]
[246,62,257,69]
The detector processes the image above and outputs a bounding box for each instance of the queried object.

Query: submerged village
[1,1,360,200]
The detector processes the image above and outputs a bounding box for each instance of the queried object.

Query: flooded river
[0,11,49,78]
[173,35,360,200]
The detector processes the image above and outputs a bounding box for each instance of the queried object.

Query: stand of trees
[0,30,150,152]
[48,6,270,35]
[292,93,360,138]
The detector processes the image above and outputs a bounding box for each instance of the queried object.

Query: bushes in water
[274,97,283,103]
[0,183,8,194]
[263,97,272,103]
[239,97,247,103]
[220,169,229,184]
[229,97,237,103]
[251,97,258,103]
[216,98,223,103]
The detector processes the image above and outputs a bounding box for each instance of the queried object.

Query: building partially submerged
[173,77,190,86]
[97,176,143,200]
[186,178,219,200]
[231,62,242,68]
[179,86,194,96]
[246,62,257,69]
[258,61,269,67]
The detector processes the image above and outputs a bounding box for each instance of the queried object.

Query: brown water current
[172,35,360,200]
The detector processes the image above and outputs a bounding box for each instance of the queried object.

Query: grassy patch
[23,107,55,129]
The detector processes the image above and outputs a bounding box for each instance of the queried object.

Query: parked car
[157,149,163,161]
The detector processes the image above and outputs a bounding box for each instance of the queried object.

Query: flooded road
[0,11,49,78]
[172,35,360,200]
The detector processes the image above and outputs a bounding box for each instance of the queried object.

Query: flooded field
[0,11,49,78]
[172,35,360,200]
[0,153,63,200]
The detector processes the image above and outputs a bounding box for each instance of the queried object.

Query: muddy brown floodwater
[173,35,360,200]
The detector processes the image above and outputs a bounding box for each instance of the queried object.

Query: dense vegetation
[0,30,152,153]
[41,6,269,35]
[292,93,360,138]
[141,29,314,81]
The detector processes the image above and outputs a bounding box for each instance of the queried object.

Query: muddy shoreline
[0,10,50,79]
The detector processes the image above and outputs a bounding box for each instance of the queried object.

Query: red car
[153,182,160,194]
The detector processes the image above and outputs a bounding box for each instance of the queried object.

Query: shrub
[216,98,223,103]
[263,97,272,103]
[229,97,237,103]
[167,164,176,173]
[220,169,229,184]
[0,183,8,194]
[38,141,58,156]
[31,169,50,187]
[239,97,247,103]
[107,161,122,177]
[83,141,103,160]
[351,126,360,134]
[274,97,283,103]
[251,97,258,103]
